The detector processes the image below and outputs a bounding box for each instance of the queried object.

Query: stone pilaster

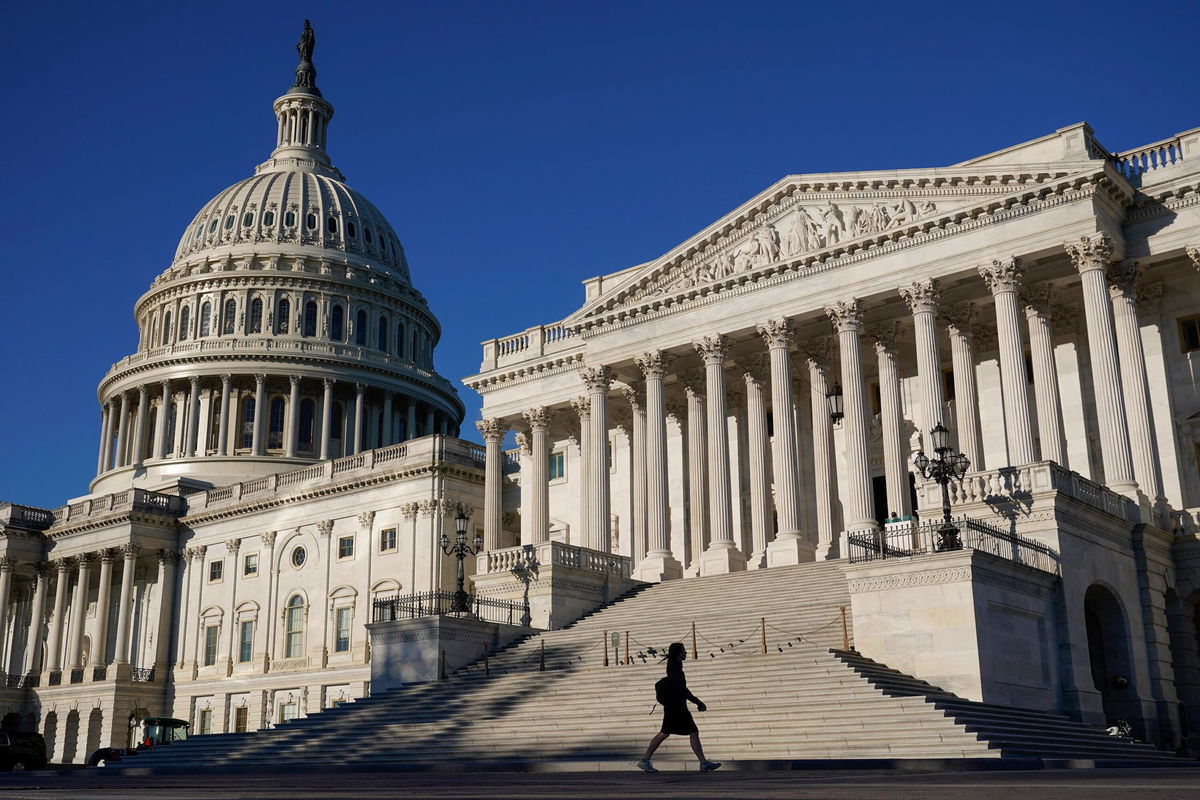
[693,336,746,574]
[827,300,877,532]
[635,351,683,581]
[979,259,1036,467]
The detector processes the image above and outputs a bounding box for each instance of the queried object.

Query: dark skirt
[660,703,698,736]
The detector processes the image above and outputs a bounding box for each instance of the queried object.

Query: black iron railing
[847,516,1059,575]
[4,673,36,689]
[131,667,155,683]
[372,591,529,626]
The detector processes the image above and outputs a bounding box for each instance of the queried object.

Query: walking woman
[637,642,721,772]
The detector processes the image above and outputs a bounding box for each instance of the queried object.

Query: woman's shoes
[699,760,722,771]
[636,759,657,773]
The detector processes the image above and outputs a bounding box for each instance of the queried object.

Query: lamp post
[913,422,971,551]
[440,511,482,614]
[826,383,844,425]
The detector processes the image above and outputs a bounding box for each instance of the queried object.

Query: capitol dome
[92,22,463,495]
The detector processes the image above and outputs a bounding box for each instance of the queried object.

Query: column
[623,385,647,565]
[112,544,140,666]
[96,404,111,477]
[979,259,1036,467]
[248,374,265,455]
[476,418,509,550]
[285,375,301,457]
[827,300,877,532]
[872,324,913,520]
[24,563,50,675]
[580,366,613,553]
[523,408,551,544]
[132,386,150,464]
[804,348,840,559]
[571,396,592,548]
[1109,260,1164,506]
[185,376,202,457]
[156,380,172,459]
[45,560,71,674]
[0,558,12,665]
[114,393,130,468]
[319,379,334,459]
[425,407,435,438]
[635,352,683,580]
[740,357,773,569]
[681,372,709,572]
[216,374,231,456]
[758,319,810,565]
[93,550,115,666]
[406,400,418,441]
[1022,288,1068,467]
[352,383,365,454]
[155,551,178,671]
[943,304,985,471]
[693,336,745,574]
[1064,236,1137,494]
[181,546,206,671]
[100,401,115,473]
[381,391,393,446]
[900,279,946,449]
[66,553,94,671]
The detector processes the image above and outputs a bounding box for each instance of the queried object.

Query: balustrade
[478,541,631,579]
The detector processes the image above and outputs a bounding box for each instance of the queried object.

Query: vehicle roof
[142,717,190,726]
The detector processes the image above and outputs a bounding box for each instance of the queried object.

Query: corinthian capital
[578,365,613,393]
[741,354,771,385]
[1107,260,1140,298]
[898,279,940,314]
[868,321,905,353]
[1064,234,1113,274]
[825,299,864,332]
[693,334,730,365]
[978,258,1023,294]
[522,407,551,432]
[635,351,675,380]
[678,369,706,397]
[756,318,793,350]
[475,417,510,443]
[570,395,591,420]
[1187,246,1200,271]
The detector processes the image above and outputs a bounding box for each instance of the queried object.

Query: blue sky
[2,0,1197,508]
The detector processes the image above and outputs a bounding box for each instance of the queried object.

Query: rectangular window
[279,702,299,724]
[338,535,354,560]
[234,706,248,734]
[208,560,223,583]
[238,620,254,663]
[548,451,566,481]
[199,709,213,735]
[335,607,352,653]
[203,624,220,666]
[379,528,397,553]
[1180,314,1200,353]
[243,553,259,577]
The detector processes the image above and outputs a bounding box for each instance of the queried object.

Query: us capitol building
[2,23,1200,762]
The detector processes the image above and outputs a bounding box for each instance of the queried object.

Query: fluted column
[132,386,150,464]
[680,373,708,572]
[93,550,115,666]
[979,259,1036,467]
[155,550,178,671]
[693,336,746,574]
[381,391,394,447]
[1109,260,1164,507]
[0,558,13,667]
[114,393,130,468]
[804,348,840,559]
[571,396,592,548]
[900,279,946,449]
[24,563,50,675]
[580,366,614,553]
[156,381,172,458]
[352,383,365,454]
[282,375,300,457]
[320,379,334,459]
[100,401,116,473]
[96,404,111,477]
[185,376,202,457]
[112,544,140,666]
[215,374,231,456]
[476,418,509,550]
[757,320,810,566]
[66,553,94,670]
[45,559,71,673]
[943,304,985,470]
[1064,236,1137,495]
[872,324,913,519]
[635,352,682,580]
[523,408,551,544]
[406,400,418,441]
[827,300,877,532]
[741,356,773,569]
[1022,288,1068,467]
[623,386,648,565]
[251,374,267,455]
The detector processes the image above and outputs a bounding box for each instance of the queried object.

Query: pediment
[566,162,1102,324]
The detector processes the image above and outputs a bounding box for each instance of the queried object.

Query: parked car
[0,732,48,772]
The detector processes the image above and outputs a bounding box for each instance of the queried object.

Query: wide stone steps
[121,560,1179,771]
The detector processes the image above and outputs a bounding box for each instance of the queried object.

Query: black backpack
[655,676,679,705]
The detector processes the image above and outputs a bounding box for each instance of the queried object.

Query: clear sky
[2,0,1197,509]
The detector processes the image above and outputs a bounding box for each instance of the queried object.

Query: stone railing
[477,540,632,579]
[1111,129,1199,183]
[0,503,56,530]
[917,461,1138,523]
[186,435,481,513]
[47,488,185,528]
[1172,508,1200,536]
[479,321,580,371]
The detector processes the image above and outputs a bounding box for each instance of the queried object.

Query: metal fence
[372,591,530,626]
[847,516,1060,575]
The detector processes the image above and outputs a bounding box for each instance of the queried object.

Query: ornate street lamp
[440,510,483,614]
[913,422,971,551]
[826,383,844,425]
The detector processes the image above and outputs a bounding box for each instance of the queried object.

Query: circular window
[291,547,306,568]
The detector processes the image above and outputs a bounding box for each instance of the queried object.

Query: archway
[1084,583,1140,734]
[1166,588,1200,755]
[85,708,104,762]
[42,711,57,761]
[61,709,80,764]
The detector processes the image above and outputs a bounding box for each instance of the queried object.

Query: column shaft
[24,566,49,675]
[581,367,613,552]
[629,391,647,564]
[100,402,115,473]
[352,384,365,455]
[46,562,70,673]
[1110,264,1163,503]
[574,400,592,548]
[156,553,178,668]
[216,375,231,456]
[112,546,139,665]
[252,375,267,456]
[156,381,172,458]
[874,332,913,518]
[114,393,130,468]
[96,405,111,477]
[807,356,839,558]
[684,380,709,568]
[635,353,682,580]
[382,391,393,446]
[694,337,745,574]
[524,409,551,544]
[94,553,115,666]
[285,375,301,457]
[759,322,803,539]
[67,556,92,670]
[477,419,509,550]
[0,560,13,665]
[980,260,1036,466]
[945,308,985,470]
[185,377,201,457]
[742,362,772,568]
[406,401,418,441]
[320,379,334,459]
[132,386,149,464]
[827,300,877,532]
[1024,297,1068,466]
[901,280,946,447]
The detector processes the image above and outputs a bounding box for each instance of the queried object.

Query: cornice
[1124,178,1200,223]
[464,351,587,394]
[48,510,180,539]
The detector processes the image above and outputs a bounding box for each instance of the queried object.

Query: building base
[699,545,747,576]
[635,553,684,583]
[366,615,530,693]
[765,534,816,567]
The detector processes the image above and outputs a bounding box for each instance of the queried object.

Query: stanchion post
[603,630,609,667]
[760,616,767,654]
[840,606,850,652]
[539,639,546,672]
[439,649,447,681]
[484,644,490,676]
[691,622,698,660]
[624,631,629,666]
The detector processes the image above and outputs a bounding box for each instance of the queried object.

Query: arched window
[249,299,263,334]
[331,402,344,457]
[208,396,222,451]
[377,315,388,352]
[163,311,173,345]
[269,397,285,449]
[327,216,338,234]
[199,302,212,337]
[303,301,318,337]
[222,299,236,335]
[179,306,191,341]
[396,322,406,359]
[285,595,305,659]
[241,397,255,449]
[355,310,367,346]
[263,210,275,227]
[277,298,290,334]
[299,399,315,451]
[330,304,344,341]
[167,401,178,455]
